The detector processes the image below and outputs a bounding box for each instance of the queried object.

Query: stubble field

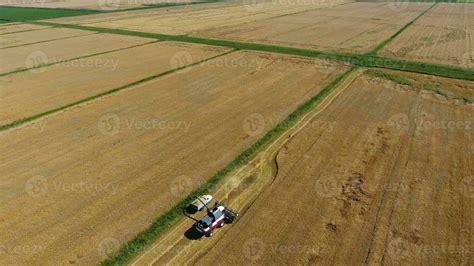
[47,1,352,35]
[0,27,94,48]
[0,23,49,34]
[161,69,474,265]
[0,0,197,10]
[196,2,433,53]
[0,50,348,264]
[0,41,228,126]
[0,31,155,74]
[380,3,474,67]
[1,1,473,265]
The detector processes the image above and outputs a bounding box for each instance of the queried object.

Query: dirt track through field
[0,27,94,48]
[130,67,364,265]
[0,33,154,74]
[0,41,227,126]
[0,51,348,265]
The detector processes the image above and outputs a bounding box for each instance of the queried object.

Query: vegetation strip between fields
[368,2,438,55]
[0,40,161,77]
[27,21,474,81]
[101,66,359,266]
[0,49,236,132]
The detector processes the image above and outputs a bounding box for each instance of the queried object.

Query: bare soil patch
[0,51,349,265]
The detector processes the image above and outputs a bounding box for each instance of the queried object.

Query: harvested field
[0,27,94,49]
[196,2,433,53]
[133,69,473,265]
[0,33,154,74]
[0,51,349,265]
[380,3,474,67]
[0,0,197,11]
[195,71,474,265]
[0,23,49,35]
[47,1,351,35]
[0,41,228,126]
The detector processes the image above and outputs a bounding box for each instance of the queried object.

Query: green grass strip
[0,1,222,22]
[27,21,474,81]
[0,40,160,77]
[366,69,473,103]
[101,66,359,266]
[0,49,235,132]
[368,2,437,55]
[0,6,100,22]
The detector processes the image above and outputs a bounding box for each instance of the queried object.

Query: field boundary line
[0,49,236,132]
[0,31,99,50]
[0,40,160,77]
[368,2,437,55]
[0,26,52,36]
[101,66,359,265]
[26,21,474,81]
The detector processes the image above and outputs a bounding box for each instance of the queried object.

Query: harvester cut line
[132,67,364,265]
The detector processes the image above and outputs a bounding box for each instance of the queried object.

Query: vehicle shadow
[184,226,203,240]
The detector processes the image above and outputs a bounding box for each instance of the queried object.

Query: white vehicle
[195,203,239,237]
[188,195,213,213]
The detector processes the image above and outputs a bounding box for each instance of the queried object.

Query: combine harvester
[188,195,239,237]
